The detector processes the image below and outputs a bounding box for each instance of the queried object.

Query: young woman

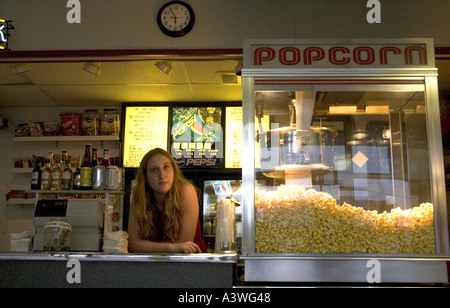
[128,148,207,253]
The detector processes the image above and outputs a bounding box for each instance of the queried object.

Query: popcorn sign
[245,39,435,70]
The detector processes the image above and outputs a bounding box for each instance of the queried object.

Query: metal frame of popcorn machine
[241,39,450,284]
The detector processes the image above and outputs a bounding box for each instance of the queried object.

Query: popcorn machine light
[241,39,450,284]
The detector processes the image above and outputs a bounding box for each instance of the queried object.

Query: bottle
[40,159,52,190]
[80,144,93,190]
[83,144,92,167]
[72,156,82,190]
[48,152,55,170]
[92,148,105,190]
[31,162,42,190]
[105,154,118,190]
[102,149,110,167]
[117,157,125,191]
[61,151,73,190]
[101,149,110,189]
[105,165,119,190]
[51,159,63,190]
[91,148,98,167]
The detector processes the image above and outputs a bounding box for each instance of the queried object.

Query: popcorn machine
[241,39,450,283]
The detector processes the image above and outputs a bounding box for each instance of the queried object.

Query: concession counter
[240,39,450,283]
[0,253,237,288]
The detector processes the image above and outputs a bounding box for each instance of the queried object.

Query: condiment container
[10,231,32,252]
[43,220,72,252]
[100,109,120,135]
[82,109,99,136]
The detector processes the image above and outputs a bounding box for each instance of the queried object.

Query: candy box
[60,113,82,136]
[15,123,30,137]
[44,122,60,136]
[29,122,44,136]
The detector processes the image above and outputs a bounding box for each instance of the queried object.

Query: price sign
[225,107,243,168]
[123,106,169,168]
[225,107,270,168]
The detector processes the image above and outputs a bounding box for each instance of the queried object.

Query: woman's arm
[128,237,199,253]
[178,182,200,243]
[127,185,201,253]
[127,203,169,252]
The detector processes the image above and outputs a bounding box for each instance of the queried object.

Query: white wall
[0,106,120,251]
[1,0,450,51]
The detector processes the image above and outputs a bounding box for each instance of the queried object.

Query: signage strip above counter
[244,38,436,69]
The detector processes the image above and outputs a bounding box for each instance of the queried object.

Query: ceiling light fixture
[83,62,101,76]
[11,63,31,74]
[155,61,173,75]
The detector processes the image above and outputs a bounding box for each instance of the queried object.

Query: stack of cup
[10,231,32,252]
[102,231,128,253]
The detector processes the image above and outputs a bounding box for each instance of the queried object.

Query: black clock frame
[157,1,195,38]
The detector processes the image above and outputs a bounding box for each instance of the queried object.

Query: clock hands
[169,8,177,25]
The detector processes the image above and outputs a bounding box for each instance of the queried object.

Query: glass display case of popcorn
[241,39,449,283]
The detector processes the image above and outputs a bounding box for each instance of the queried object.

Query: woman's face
[145,154,175,197]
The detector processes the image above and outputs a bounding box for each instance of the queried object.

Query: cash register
[33,199,103,251]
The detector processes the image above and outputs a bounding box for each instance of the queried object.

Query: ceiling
[0,58,243,107]
[0,57,449,108]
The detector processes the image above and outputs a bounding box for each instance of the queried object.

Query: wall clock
[157,1,195,37]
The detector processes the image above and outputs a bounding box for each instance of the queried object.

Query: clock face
[157,1,195,37]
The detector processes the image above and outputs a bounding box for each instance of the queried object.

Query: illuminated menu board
[123,106,169,168]
[171,107,222,168]
[225,107,270,168]
[123,104,250,169]
[225,107,243,168]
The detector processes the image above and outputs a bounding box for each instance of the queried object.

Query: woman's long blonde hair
[131,148,187,242]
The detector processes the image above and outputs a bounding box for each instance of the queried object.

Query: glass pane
[254,90,436,254]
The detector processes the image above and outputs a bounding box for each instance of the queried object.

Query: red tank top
[150,203,207,253]
[194,219,207,253]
